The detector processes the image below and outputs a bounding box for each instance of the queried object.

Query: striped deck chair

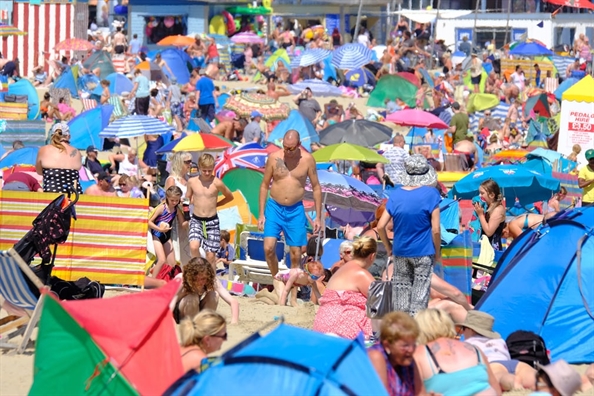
[80,95,98,111]
[107,95,128,120]
[469,102,510,132]
[0,249,45,353]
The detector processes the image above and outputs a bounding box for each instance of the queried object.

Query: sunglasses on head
[305,263,321,281]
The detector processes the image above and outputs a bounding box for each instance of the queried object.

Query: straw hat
[537,360,582,396]
[455,311,501,339]
[399,154,437,187]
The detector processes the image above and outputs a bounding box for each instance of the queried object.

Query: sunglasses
[119,183,127,187]
[304,263,321,281]
[211,332,228,341]
[184,160,193,164]
[283,145,298,152]
[342,250,352,255]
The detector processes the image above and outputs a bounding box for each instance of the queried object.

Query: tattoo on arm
[274,158,287,172]
[69,149,79,158]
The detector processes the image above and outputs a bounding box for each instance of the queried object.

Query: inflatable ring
[221,10,236,35]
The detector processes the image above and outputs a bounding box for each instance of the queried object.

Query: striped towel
[0,102,28,120]
[551,56,575,76]
[81,97,98,111]
[112,56,127,74]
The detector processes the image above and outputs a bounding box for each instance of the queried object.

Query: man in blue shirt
[129,34,141,55]
[195,68,216,124]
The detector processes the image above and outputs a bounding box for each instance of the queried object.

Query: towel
[475,235,496,268]
[468,196,488,243]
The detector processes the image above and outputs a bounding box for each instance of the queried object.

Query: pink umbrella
[230,32,264,44]
[386,109,449,129]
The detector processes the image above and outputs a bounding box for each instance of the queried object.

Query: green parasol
[226,6,271,15]
[467,93,500,113]
[222,168,265,219]
[367,75,417,108]
[312,143,389,164]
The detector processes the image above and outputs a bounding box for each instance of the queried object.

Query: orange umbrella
[157,35,195,47]
[55,38,94,51]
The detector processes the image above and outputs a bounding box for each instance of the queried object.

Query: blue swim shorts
[491,359,519,373]
[263,198,307,247]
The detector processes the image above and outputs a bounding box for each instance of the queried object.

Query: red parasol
[545,0,594,9]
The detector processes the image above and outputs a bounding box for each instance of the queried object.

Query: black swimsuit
[42,168,82,194]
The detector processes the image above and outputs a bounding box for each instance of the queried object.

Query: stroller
[13,187,104,300]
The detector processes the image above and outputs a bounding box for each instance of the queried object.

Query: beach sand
[1,289,592,395]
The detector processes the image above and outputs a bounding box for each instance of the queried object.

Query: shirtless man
[84,171,116,196]
[112,27,127,55]
[186,153,234,268]
[258,130,322,276]
[211,118,247,141]
[453,137,478,171]
[266,82,290,101]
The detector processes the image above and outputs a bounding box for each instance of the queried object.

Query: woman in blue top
[377,155,442,317]
[413,308,501,396]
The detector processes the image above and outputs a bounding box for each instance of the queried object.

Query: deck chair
[229,231,289,285]
[0,248,45,353]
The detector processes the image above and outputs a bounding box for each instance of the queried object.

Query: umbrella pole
[429,0,442,70]
[352,0,364,43]
[314,192,327,261]
[504,0,512,45]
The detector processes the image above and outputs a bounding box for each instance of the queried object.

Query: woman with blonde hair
[116,174,144,198]
[312,236,377,340]
[179,309,227,372]
[35,122,83,194]
[413,308,501,395]
[165,151,192,196]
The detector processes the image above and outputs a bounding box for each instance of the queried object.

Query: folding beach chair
[229,231,289,285]
[0,248,45,353]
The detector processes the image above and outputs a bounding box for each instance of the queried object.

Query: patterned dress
[312,290,372,339]
[368,343,416,396]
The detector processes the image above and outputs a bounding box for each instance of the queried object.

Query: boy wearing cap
[242,111,264,145]
[460,311,537,391]
[578,149,594,206]
[84,171,116,197]
[83,145,104,176]
[535,360,582,396]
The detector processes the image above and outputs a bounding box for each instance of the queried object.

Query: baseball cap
[585,148,594,160]
[251,110,264,118]
[97,171,112,183]
[86,145,99,153]
[434,71,445,78]
[451,102,461,110]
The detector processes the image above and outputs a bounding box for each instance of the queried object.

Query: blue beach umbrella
[449,165,560,205]
[99,115,174,139]
[344,67,376,88]
[331,43,373,70]
[0,147,39,168]
[68,105,114,150]
[287,79,343,97]
[296,48,331,67]
[97,73,134,96]
[554,77,579,101]
[509,41,553,57]
[267,110,319,151]
[164,324,388,396]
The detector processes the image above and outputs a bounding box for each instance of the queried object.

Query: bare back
[187,175,220,217]
[37,144,82,171]
[324,261,374,296]
[268,150,313,206]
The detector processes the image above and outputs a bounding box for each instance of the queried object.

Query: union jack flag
[214,142,268,178]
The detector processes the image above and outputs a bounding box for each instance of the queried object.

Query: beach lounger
[0,248,45,353]
[229,231,289,285]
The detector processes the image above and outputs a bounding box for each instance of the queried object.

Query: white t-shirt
[510,72,525,90]
[357,34,370,47]
[465,336,511,362]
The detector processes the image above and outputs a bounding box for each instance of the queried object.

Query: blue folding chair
[0,249,45,353]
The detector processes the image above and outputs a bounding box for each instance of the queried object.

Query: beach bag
[156,263,182,281]
[506,330,550,368]
[49,276,105,300]
[366,280,393,319]
[4,94,28,103]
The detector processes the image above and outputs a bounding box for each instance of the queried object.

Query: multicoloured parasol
[157,34,195,47]
[223,92,290,121]
[30,280,183,396]
[168,133,234,152]
[54,38,95,52]
[0,24,27,36]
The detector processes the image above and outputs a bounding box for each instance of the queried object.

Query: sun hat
[455,310,501,339]
[51,122,70,136]
[399,154,437,187]
[537,360,582,396]
[585,149,594,160]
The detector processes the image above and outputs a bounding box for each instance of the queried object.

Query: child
[568,144,581,162]
[216,230,235,274]
[186,154,234,270]
[174,257,218,323]
[148,186,188,279]
[274,261,325,307]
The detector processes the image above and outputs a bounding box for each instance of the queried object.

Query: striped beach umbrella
[287,79,343,97]
[296,48,331,67]
[331,44,373,70]
[0,24,26,36]
[230,32,264,44]
[99,115,174,139]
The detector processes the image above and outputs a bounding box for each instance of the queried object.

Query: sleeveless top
[423,344,491,396]
[118,154,138,176]
[42,168,83,194]
[143,136,164,167]
[485,211,505,251]
[368,343,415,396]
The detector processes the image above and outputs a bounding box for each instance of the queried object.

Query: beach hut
[557,75,594,166]
[476,206,594,364]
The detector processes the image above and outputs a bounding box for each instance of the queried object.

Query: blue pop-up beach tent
[267,110,319,151]
[53,68,79,99]
[68,105,114,150]
[164,323,387,396]
[160,48,192,85]
[477,206,594,363]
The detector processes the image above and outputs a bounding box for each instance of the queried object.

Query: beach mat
[0,120,46,149]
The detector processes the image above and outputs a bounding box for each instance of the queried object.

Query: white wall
[130,4,207,45]
[558,99,594,167]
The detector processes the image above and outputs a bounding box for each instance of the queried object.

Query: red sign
[568,122,594,133]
